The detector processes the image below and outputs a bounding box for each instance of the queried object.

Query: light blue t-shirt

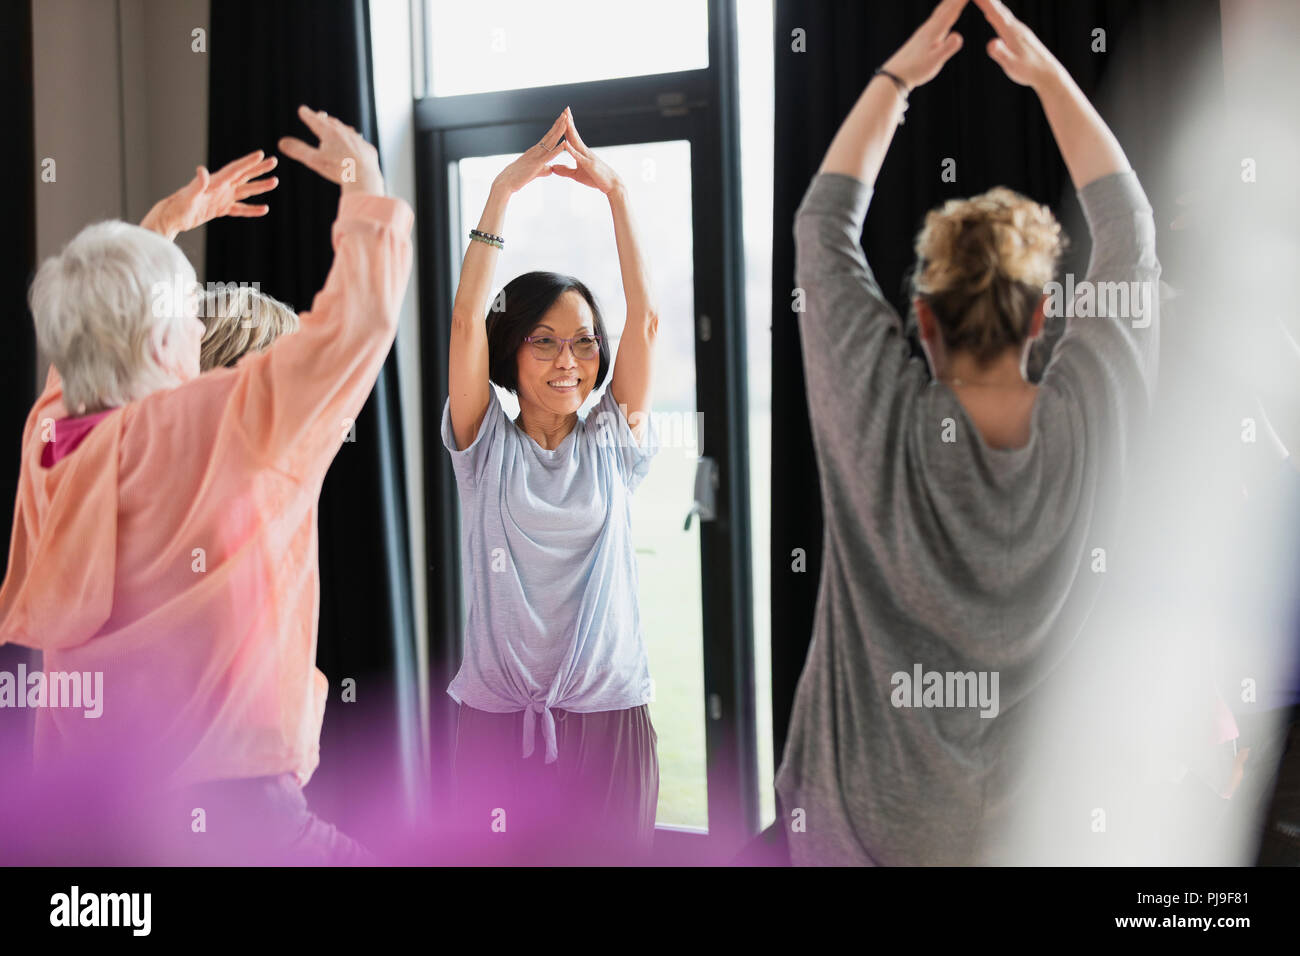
[440,387,656,763]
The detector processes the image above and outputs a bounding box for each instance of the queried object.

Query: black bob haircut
[485,271,611,394]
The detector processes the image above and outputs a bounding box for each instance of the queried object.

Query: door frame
[412,0,756,854]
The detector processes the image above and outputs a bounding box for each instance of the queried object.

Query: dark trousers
[451,703,659,864]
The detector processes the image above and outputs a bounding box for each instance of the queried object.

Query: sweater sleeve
[1041,170,1161,444]
[228,193,415,481]
[792,171,925,468]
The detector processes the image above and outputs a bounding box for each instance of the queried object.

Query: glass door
[415,0,756,854]
[453,141,709,829]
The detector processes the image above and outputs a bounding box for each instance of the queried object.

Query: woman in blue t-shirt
[441,108,661,861]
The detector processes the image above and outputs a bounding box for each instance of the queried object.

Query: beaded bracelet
[469,228,504,250]
[873,67,910,126]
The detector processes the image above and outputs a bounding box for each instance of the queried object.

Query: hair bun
[911,187,1066,364]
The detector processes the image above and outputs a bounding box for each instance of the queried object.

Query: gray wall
[32,0,210,275]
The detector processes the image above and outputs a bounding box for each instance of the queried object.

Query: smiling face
[514,290,601,420]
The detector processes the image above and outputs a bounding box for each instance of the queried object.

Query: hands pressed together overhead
[881,0,1063,92]
[549,109,623,196]
[492,107,623,198]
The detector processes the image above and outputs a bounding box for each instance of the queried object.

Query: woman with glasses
[441,108,660,861]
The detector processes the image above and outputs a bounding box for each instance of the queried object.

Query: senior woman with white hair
[0,106,413,865]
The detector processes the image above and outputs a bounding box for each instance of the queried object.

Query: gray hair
[29,220,197,416]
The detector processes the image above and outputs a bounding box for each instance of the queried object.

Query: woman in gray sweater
[775,0,1160,864]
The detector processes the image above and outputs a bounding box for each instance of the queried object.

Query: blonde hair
[199,285,298,370]
[912,187,1065,364]
[29,220,197,416]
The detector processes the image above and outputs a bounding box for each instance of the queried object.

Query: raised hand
[880,0,967,90]
[550,109,623,196]
[974,0,1062,90]
[491,110,568,196]
[140,150,278,240]
[278,105,384,196]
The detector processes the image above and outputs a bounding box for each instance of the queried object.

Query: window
[424,0,709,98]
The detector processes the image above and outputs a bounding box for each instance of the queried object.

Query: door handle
[683,456,718,530]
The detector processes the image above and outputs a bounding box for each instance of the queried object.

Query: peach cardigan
[0,193,413,788]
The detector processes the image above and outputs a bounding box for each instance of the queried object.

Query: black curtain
[770,0,1223,765]
[0,0,37,778]
[207,0,422,835]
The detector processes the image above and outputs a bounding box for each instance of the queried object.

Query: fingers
[563,108,588,154]
[296,104,332,142]
[225,202,270,218]
[538,110,568,151]
[928,0,968,36]
[551,142,583,176]
[212,155,277,191]
[940,31,964,63]
[216,149,267,180]
[234,176,278,200]
[277,135,323,173]
[987,37,1013,69]
[239,155,278,181]
[973,0,1014,37]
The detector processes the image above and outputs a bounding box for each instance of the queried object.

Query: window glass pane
[456,141,708,829]
[426,0,709,97]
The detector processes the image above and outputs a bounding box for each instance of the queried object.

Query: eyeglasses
[522,333,602,361]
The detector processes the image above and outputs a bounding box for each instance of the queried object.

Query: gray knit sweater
[775,170,1160,865]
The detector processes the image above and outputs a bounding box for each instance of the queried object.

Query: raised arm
[974,1,1159,411]
[448,111,568,451]
[819,0,966,186]
[794,0,966,372]
[140,150,279,241]
[551,111,659,441]
[225,107,412,476]
[974,0,1129,188]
